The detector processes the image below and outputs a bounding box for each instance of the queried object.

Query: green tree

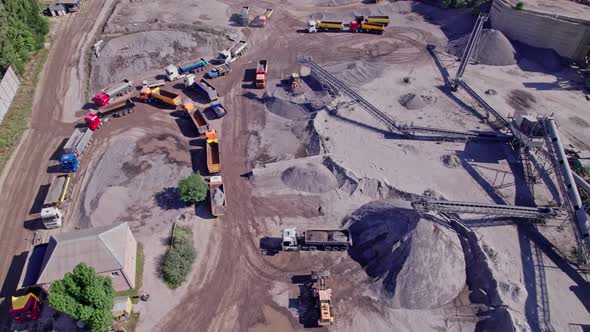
[177,173,208,205]
[161,226,196,288]
[515,1,525,10]
[48,263,115,331]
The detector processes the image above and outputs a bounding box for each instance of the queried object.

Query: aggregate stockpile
[281,228,351,251]
[209,175,226,217]
[85,99,135,130]
[60,127,93,172]
[345,200,466,309]
[206,129,221,174]
[92,79,133,107]
[448,29,516,66]
[41,174,72,228]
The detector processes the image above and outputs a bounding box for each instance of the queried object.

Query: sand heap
[449,29,516,66]
[263,96,311,121]
[398,93,436,110]
[281,163,339,193]
[346,200,466,309]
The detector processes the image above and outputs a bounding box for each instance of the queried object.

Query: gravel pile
[398,93,436,110]
[346,200,466,309]
[263,96,311,121]
[281,163,339,193]
[211,187,225,206]
[441,154,461,168]
[449,29,516,66]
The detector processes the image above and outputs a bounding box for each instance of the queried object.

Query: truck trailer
[41,174,72,228]
[178,58,209,74]
[184,105,209,135]
[209,175,226,217]
[281,228,351,251]
[194,78,219,102]
[139,86,182,107]
[60,128,93,172]
[307,19,384,34]
[206,64,231,79]
[85,99,135,130]
[92,79,133,107]
[217,40,248,64]
[357,15,390,26]
[206,129,221,174]
[255,60,268,88]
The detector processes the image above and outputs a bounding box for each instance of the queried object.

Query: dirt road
[154,3,431,330]
[0,0,115,322]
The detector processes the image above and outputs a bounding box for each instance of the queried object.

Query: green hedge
[0,0,49,75]
[161,225,196,289]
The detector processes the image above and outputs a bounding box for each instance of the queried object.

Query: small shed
[46,4,66,16]
[112,296,132,319]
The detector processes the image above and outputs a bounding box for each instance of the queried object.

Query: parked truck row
[307,16,389,34]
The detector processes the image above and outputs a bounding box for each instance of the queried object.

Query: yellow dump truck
[357,15,390,26]
[307,20,344,33]
[139,86,183,107]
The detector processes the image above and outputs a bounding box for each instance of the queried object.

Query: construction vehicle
[10,292,41,323]
[191,78,219,102]
[139,86,182,107]
[40,174,71,229]
[165,64,180,81]
[92,79,133,107]
[307,20,344,33]
[183,102,209,135]
[210,102,227,119]
[253,8,273,27]
[281,228,351,251]
[290,73,303,95]
[312,271,334,326]
[60,128,93,173]
[206,64,231,79]
[255,59,268,88]
[84,99,135,130]
[217,40,248,65]
[206,129,221,174]
[178,58,209,74]
[307,20,384,34]
[209,175,226,216]
[356,15,390,26]
[142,79,165,88]
[239,6,249,26]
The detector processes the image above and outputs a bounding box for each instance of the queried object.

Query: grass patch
[116,242,144,304]
[161,225,196,289]
[0,48,49,173]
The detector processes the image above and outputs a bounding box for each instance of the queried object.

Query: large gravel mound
[449,29,516,66]
[346,200,466,309]
[281,163,339,193]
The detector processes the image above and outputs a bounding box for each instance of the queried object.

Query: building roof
[47,4,65,11]
[499,0,590,23]
[56,0,80,5]
[35,222,134,285]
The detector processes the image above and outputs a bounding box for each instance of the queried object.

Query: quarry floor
[0,0,589,331]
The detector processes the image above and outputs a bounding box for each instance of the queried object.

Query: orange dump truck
[206,129,220,174]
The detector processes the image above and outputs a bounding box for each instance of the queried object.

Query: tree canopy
[177,173,208,205]
[48,263,115,331]
[0,0,48,75]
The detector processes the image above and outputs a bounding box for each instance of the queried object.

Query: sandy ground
[0,0,589,331]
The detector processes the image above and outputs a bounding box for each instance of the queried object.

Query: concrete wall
[0,66,20,124]
[490,0,590,63]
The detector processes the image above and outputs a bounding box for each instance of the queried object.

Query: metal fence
[0,65,21,124]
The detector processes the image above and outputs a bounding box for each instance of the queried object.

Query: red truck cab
[84,113,100,130]
[92,92,110,107]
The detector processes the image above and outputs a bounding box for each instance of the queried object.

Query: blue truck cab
[60,154,80,173]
